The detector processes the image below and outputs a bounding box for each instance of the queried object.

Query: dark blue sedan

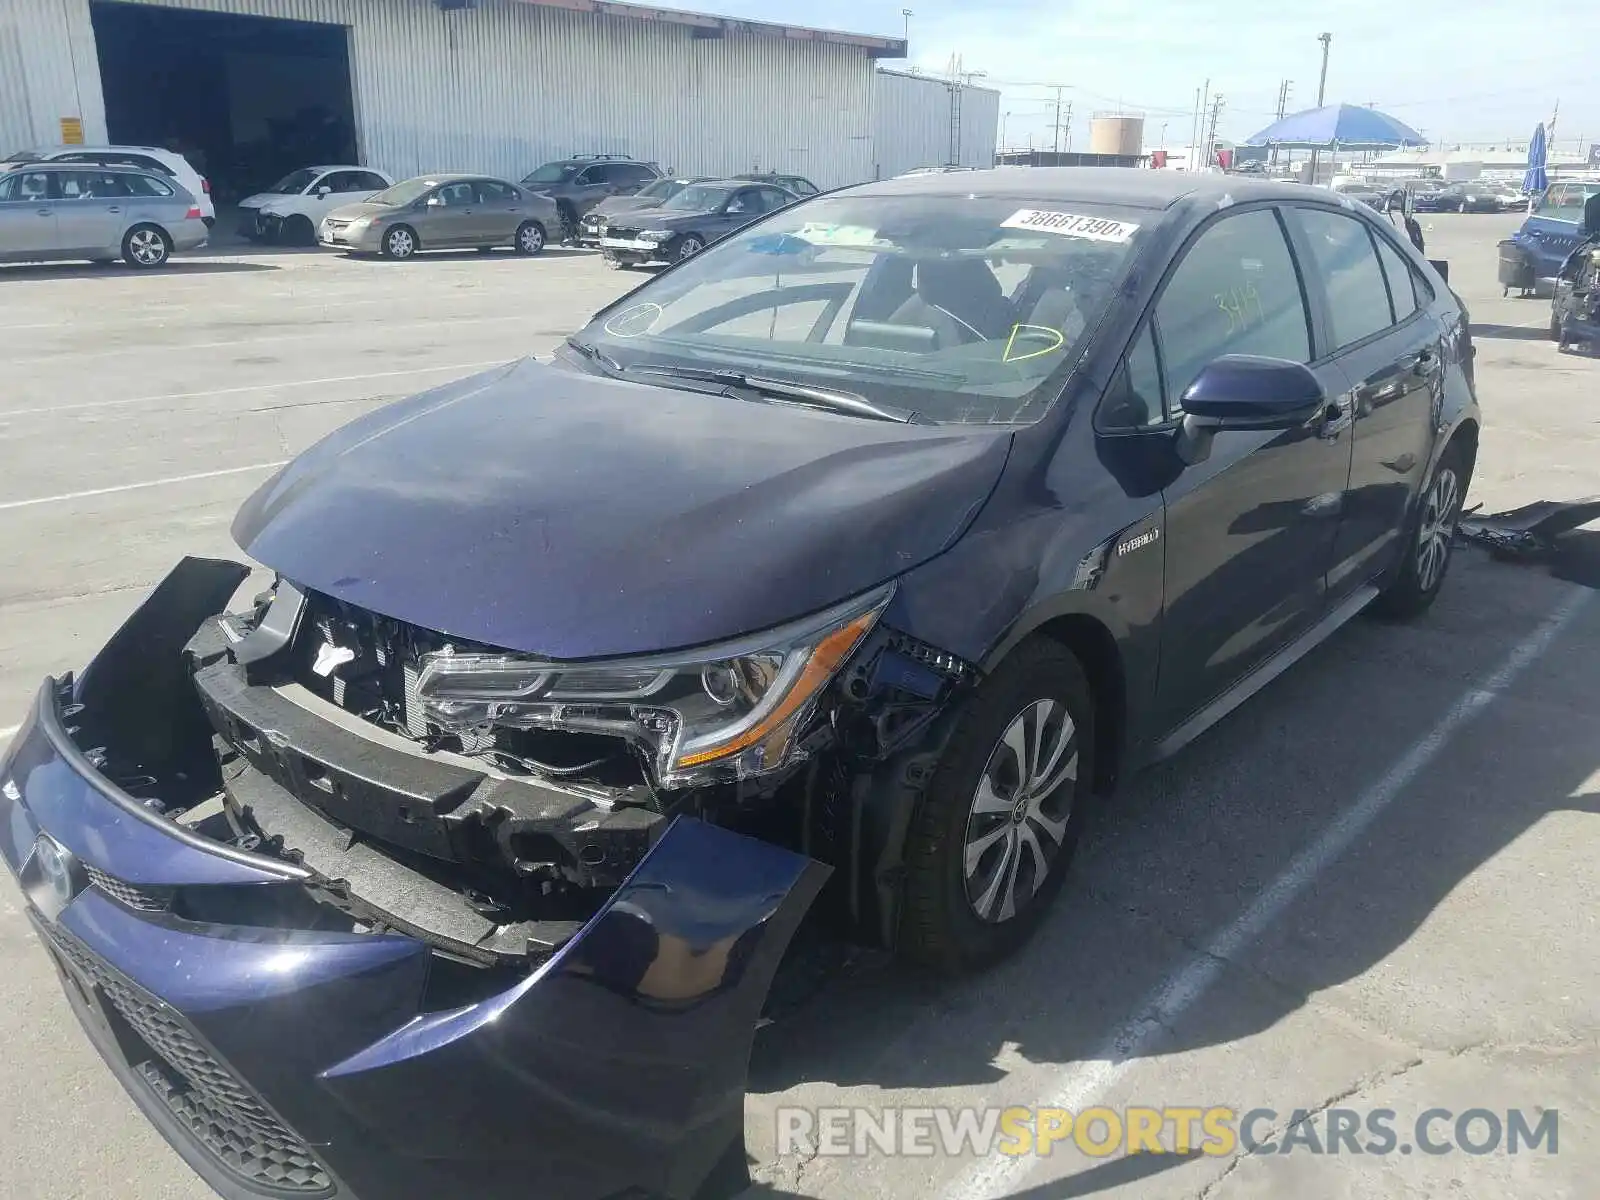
[1,168,1479,1200]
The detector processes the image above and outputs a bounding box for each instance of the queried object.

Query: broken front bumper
[0,562,829,1200]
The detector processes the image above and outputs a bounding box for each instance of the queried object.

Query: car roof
[850,166,1319,210]
[26,145,182,158]
[4,161,161,174]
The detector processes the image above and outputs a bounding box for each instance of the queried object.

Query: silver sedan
[0,164,207,267]
[319,174,561,259]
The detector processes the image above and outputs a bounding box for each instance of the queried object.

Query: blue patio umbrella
[1244,104,1427,150]
[1524,123,1548,198]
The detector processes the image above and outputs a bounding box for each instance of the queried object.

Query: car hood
[232,359,1012,659]
[239,192,290,209]
[325,201,393,222]
[588,195,657,218]
[612,204,714,227]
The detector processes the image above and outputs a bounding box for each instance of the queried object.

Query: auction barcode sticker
[1000,210,1141,243]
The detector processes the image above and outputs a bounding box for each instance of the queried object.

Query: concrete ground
[0,211,1596,1200]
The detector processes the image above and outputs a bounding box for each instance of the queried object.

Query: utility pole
[1190,78,1209,172]
[1051,86,1066,156]
[1271,79,1292,168]
[1308,32,1332,184]
[1204,93,1225,170]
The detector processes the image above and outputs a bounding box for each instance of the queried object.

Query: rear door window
[1152,206,1313,403]
[1289,207,1396,349]
[477,180,520,202]
[1373,234,1421,321]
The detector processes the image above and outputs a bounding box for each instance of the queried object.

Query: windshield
[368,178,438,206]
[3,150,39,164]
[572,193,1149,425]
[637,178,687,201]
[267,168,319,194]
[522,162,581,185]
[663,185,734,211]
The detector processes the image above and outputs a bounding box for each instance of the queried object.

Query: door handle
[37,208,51,216]
[106,206,121,213]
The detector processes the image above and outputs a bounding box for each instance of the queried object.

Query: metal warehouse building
[871,67,998,179]
[0,0,997,202]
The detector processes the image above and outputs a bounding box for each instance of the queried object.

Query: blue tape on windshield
[745,233,810,256]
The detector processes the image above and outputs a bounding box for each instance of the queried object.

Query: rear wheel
[1372,441,1470,618]
[515,221,546,256]
[122,224,170,269]
[381,225,417,260]
[900,639,1094,973]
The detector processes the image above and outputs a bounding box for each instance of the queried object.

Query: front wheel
[286,215,315,246]
[381,225,418,260]
[672,234,705,262]
[1371,442,1470,619]
[122,224,171,269]
[515,221,546,256]
[900,639,1094,973]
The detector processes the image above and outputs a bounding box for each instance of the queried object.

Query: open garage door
[90,2,358,204]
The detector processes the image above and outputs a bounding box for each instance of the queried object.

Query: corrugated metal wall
[870,68,998,179]
[5,0,882,188]
[1,0,108,151]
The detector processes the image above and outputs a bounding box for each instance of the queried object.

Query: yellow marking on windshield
[1002,324,1065,363]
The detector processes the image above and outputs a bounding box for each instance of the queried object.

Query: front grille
[45,927,333,1195]
[84,864,172,913]
[604,225,639,241]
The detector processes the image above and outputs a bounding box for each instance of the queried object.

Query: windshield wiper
[623,364,926,423]
[564,337,626,377]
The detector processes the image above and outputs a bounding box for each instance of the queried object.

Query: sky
[700,0,1600,154]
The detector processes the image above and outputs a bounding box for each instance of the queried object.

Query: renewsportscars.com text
[775,1105,1559,1159]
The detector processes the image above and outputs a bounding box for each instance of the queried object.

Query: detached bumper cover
[0,562,830,1200]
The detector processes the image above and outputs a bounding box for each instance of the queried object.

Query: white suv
[2,145,213,224]
[237,166,394,244]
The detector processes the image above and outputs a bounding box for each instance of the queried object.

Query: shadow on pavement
[1470,322,1553,341]
[749,546,1600,1183]
[0,260,278,280]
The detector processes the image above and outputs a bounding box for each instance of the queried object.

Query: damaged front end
[1,557,974,1200]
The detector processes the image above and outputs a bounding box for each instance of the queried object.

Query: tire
[380,225,418,260]
[121,224,170,269]
[285,215,315,246]
[1371,440,1471,619]
[900,638,1095,973]
[514,220,546,256]
[672,234,705,262]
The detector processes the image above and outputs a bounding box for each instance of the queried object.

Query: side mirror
[1174,354,1327,466]
[316,185,332,197]
[426,196,445,207]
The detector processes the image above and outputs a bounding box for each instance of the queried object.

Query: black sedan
[1431,182,1505,213]
[575,175,706,247]
[0,167,1479,1200]
[598,178,800,266]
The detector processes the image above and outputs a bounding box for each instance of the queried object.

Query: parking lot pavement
[1,213,1597,1200]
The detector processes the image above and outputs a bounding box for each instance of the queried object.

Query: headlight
[418,586,891,786]
[639,229,673,241]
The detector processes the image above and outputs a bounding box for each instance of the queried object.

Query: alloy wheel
[678,236,704,261]
[519,223,544,254]
[386,229,415,259]
[1416,466,1461,592]
[128,229,166,266]
[962,699,1078,924]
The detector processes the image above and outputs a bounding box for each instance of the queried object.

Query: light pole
[1309,32,1332,183]
[1002,111,1010,150]
[901,8,912,43]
